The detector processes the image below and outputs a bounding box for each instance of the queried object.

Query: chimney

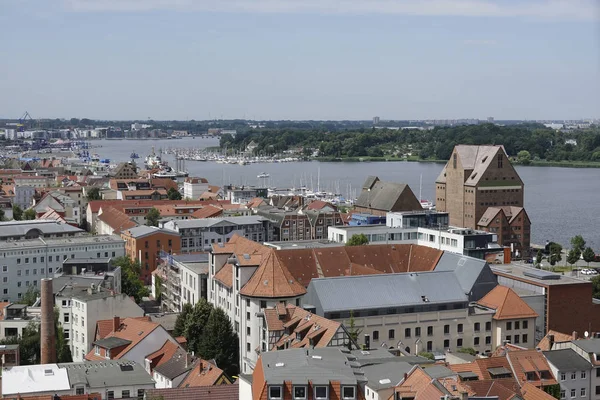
[113,316,120,333]
[573,331,579,341]
[40,278,56,364]
[460,392,469,400]
[548,334,555,350]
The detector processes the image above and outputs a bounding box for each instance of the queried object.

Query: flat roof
[0,220,83,237]
[63,258,111,265]
[0,234,124,250]
[166,215,267,229]
[492,263,588,286]
[264,240,340,250]
[2,364,71,395]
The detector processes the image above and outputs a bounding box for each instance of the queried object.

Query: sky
[1,0,599,121]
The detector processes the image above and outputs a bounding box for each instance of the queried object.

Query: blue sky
[1,0,598,121]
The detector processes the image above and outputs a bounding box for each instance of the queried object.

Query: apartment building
[435,144,525,230]
[0,235,125,302]
[34,191,83,226]
[183,177,209,200]
[121,226,181,284]
[256,207,344,241]
[543,349,592,400]
[1,360,155,400]
[161,216,274,252]
[553,339,600,400]
[153,253,208,312]
[55,284,144,362]
[477,205,531,255]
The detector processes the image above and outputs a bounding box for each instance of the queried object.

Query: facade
[354,176,423,216]
[477,206,531,256]
[34,191,83,226]
[1,360,155,400]
[55,285,145,362]
[435,145,525,230]
[0,235,125,303]
[121,226,182,284]
[14,185,35,209]
[257,208,344,241]
[553,339,600,400]
[153,253,209,312]
[223,185,267,204]
[161,216,274,252]
[543,349,592,400]
[13,175,50,188]
[0,303,38,340]
[183,177,209,200]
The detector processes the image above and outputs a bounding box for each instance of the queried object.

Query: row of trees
[219,123,600,162]
[0,205,36,222]
[173,300,239,377]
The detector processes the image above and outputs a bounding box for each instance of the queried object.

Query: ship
[257,172,270,178]
[145,147,164,169]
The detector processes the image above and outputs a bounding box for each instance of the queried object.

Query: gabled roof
[122,225,180,239]
[436,145,507,184]
[448,356,513,380]
[478,206,528,227]
[214,264,233,289]
[179,359,229,387]
[191,205,224,219]
[477,285,538,320]
[239,250,307,298]
[154,348,195,380]
[520,382,558,400]
[145,339,181,371]
[355,176,422,212]
[506,350,557,387]
[96,316,151,339]
[305,200,336,211]
[87,317,162,360]
[98,206,138,233]
[536,330,573,351]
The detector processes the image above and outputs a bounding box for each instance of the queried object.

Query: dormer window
[315,386,329,400]
[269,386,283,400]
[342,386,356,399]
[293,386,307,400]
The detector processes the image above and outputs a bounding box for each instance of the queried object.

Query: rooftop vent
[243,254,250,260]
[275,362,285,367]
[421,296,429,303]
[379,379,391,385]
[44,369,54,376]
[311,355,322,360]
[360,351,370,355]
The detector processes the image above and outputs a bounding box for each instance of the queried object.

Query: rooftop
[144,385,238,400]
[572,338,600,354]
[0,219,83,238]
[492,264,589,286]
[543,349,592,372]
[61,360,155,389]
[165,215,268,229]
[0,234,124,250]
[2,363,70,395]
[122,225,180,239]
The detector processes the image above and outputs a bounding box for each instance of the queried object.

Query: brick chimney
[113,316,120,333]
[40,278,56,364]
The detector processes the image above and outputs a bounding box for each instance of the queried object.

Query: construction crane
[17,111,33,132]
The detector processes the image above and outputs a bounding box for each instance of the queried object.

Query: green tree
[86,187,102,201]
[111,256,150,303]
[517,150,532,165]
[548,243,562,266]
[536,249,543,265]
[173,303,193,337]
[582,247,596,266]
[347,310,362,350]
[12,204,23,221]
[347,234,369,246]
[591,275,600,299]
[23,208,36,220]
[197,308,239,377]
[19,286,39,306]
[571,235,586,253]
[54,307,73,363]
[167,187,182,200]
[457,347,477,356]
[184,299,214,354]
[566,249,580,267]
[418,351,435,360]
[146,207,161,227]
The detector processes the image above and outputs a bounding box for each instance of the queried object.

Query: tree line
[219,123,600,161]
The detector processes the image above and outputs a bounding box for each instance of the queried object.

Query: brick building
[477,206,531,254]
[121,226,181,284]
[435,145,525,230]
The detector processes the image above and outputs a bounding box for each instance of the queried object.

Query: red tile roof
[88,316,162,360]
[145,340,180,371]
[477,285,538,320]
[536,330,573,351]
[192,205,224,219]
[506,350,557,388]
[97,206,138,233]
[239,250,306,298]
[179,359,230,387]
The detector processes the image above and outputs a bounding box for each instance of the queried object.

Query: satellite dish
[585,331,589,338]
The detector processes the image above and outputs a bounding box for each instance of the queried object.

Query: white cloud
[62,0,599,20]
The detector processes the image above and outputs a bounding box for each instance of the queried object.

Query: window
[486,321,491,331]
[64,313,69,323]
[315,386,328,400]
[107,391,114,400]
[514,335,520,344]
[560,373,566,381]
[293,386,307,399]
[261,300,267,309]
[1,266,5,272]
[137,389,145,400]
[427,326,434,336]
[497,153,503,168]
[247,327,251,336]
[405,328,411,338]
[506,335,511,343]
[522,334,528,343]
[444,339,450,348]
[453,153,457,169]
[514,321,520,330]
[457,338,463,347]
[523,320,528,329]
[444,325,450,334]
[582,371,587,379]
[388,329,395,339]
[571,389,576,398]
[596,386,600,395]
[246,342,251,352]
[427,341,433,352]
[506,322,512,330]
[342,386,356,400]
[373,330,379,341]
[581,388,586,397]
[560,390,565,399]
[76,387,84,395]
[571,372,577,380]
[122,390,130,398]
[246,312,250,321]
[485,336,491,345]
[474,322,480,332]
[415,327,421,337]
[474,337,480,346]
[457,324,463,333]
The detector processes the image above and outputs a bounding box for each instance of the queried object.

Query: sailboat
[419,174,435,210]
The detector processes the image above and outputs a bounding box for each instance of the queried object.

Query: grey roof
[361,362,413,390]
[125,225,180,238]
[260,348,361,385]
[148,313,179,332]
[488,367,512,376]
[543,349,592,372]
[423,365,455,379]
[0,234,124,250]
[166,215,267,229]
[306,271,468,313]
[0,220,83,238]
[572,339,600,354]
[63,258,111,265]
[355,177,420,212]
[94,337,132,349]
[154,349,194,380]
[434,252,497,301]
[61,360,154,388]
[172,253,209,263]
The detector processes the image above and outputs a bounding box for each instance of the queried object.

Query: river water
[91,137,600,250]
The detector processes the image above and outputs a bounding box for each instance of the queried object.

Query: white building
[544,348,592,400]
[13,175,50,188]
[1,360,155,400]
[153,254,208,312]
[0,234,125,302]
[0,303,38,340]
[56,285,145,362]
[554,338,600,400]
[183,177,209,200]
[14,185,35,209]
